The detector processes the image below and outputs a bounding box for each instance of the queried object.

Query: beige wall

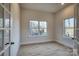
[55,4,75,48]
[20,8,55,45]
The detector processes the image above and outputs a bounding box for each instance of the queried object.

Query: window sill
[63,36,74,40]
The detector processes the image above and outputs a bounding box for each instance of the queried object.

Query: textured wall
[20,8,55,45]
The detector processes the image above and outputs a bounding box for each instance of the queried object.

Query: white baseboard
[21,39,73,49]
[56,40,73,49]
[21,40,56,46]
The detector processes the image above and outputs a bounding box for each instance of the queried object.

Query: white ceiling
[20,3,70,13]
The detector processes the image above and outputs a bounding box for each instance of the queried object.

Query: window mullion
[38,21,40,36]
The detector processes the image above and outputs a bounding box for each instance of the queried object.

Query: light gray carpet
[18,42,73,56]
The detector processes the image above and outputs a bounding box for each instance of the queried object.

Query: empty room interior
[0,3,79,56]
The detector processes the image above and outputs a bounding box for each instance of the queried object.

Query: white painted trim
[21,40,55,46]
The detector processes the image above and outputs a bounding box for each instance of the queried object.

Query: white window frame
[64,17,75,38]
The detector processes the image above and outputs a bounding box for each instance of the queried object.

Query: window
[0,18,3,28]
[30,20,47,36]
[64,18,74,38]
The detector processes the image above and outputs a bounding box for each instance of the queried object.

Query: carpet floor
[18,42,73,56]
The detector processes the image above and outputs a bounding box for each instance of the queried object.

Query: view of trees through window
[64,18,74,38]
[30,20,47,36]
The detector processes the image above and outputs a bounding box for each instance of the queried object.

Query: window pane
[0,18,3,28]
[31,29,39,35]
[4,11,10,28]
[40,21,47,29]
[4,18,9,28]
[4,3,10,28]
[40,29,47,36]
[0,5,3,53]
[0,30,3,52]
[65,19,69,27]
[30,21,38,29]
[0,6,3,28]
[4,30,10,47]
[69,18,74,27]
[65,28,74,37]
